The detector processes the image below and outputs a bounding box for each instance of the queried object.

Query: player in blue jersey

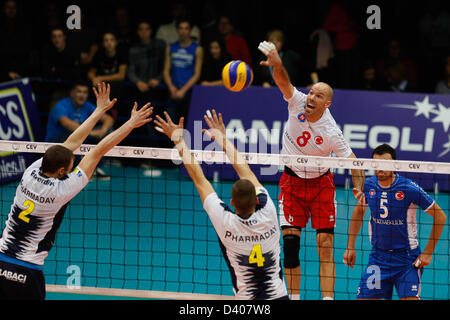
[343,144,447,300]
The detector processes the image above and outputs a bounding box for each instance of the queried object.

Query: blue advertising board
[185,85,450,190]
[0,79,43,184]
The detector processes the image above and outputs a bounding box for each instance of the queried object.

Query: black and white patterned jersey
[203,186,287,300]
[0,158,89,266]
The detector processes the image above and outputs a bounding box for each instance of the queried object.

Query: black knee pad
[317,228,334,235]
[283,234,300,269]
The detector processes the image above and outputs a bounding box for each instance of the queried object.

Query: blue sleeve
[52,100,70,122]
[409,181,435,211]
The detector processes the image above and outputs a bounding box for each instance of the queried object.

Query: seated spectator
[111,5,134,52]
[255,29,317,87]
[0,0,32,81]
[163,18,203,122]
[385,62,417,93]
[41,27,79,81]
[156,2,201,44]
[45,81,114,179]
[88,32,127,118]
[217,15,252,66]
[127,21,166,105]
[376,39,418,87]
[200,39,231,86]
[435,55,450,95]
[358,60,385,91]
[322,0,361,89]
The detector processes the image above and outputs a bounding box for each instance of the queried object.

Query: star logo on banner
[414,96,435,119]
[384,96,450,158]
[438,135,450,158]
[431,103,450,133]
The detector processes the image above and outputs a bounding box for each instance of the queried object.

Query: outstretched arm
[77,102,153,179]
[258,41,295,99]
[413,202,447,268]
[62,82,117,152]
[343,201,367,269]
[203,109,262,189]
[348,153,366,205]
[154,112,215,203]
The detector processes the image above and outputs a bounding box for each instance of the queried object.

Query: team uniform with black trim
[203,187,288,300]
[0,158,89,299]
[279,88,352,230]
[357,174,435,299]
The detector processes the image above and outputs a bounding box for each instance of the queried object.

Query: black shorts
[0,260,45,300]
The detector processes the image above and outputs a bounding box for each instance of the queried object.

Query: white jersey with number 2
[0,158,89,265]
[282,88,352,179]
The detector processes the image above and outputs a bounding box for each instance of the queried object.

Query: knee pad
[283,234,300,269]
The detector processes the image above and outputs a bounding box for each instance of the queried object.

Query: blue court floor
[1,165,448,300]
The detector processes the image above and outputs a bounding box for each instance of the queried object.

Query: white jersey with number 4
[0,158,89,265]
[282,88,352,179]
[203,186,287,300]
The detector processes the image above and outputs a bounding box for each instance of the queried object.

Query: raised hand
[258,41,282,67]
[127,102,154,128]
[154,111,185,143]
[93,82,117,113]
[203,109,226,142]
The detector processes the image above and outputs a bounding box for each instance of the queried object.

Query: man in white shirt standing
[154,110,289,300]
[258,41,365,300]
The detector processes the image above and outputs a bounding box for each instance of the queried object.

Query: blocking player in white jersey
[0,83,153,299]
[258,41,365,300]
[154,109,289,300]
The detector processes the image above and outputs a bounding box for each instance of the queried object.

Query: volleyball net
[0,140,448,300]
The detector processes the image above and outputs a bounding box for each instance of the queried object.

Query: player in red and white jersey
[154,110,289,300]
[0,83,153,300]
[259,41,365,300]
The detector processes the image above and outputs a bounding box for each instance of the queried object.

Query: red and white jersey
[282,88,352,179]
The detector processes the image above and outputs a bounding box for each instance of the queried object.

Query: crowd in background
[0,0,449,146]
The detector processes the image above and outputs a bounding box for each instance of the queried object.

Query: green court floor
[1,165,448,300]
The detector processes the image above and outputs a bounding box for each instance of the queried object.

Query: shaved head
[313,82,334,101]
[305,82,334,122]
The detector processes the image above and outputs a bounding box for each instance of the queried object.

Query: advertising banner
[0,79,42,184]
[186,85,450,190]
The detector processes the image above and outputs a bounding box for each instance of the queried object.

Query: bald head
[312,82,334,101]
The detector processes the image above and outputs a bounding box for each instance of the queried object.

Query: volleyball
[222,60,253,92]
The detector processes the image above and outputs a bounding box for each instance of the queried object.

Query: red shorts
[279,171,337,230]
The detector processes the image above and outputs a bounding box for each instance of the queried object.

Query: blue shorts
[357,248,423,300]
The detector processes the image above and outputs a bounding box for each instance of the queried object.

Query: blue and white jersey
[364,174,435,251]
[0,158,89,266]
[203,187,287,300]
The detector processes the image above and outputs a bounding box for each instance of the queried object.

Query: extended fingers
[258,41,276,55]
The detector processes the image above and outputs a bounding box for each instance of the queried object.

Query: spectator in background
[435,55,450,95]
[255,29,317,88]
[385,62,417,93]
[163,18,203,122]
[111,5,134,52]
[127,21,166,107]
[156,2,201,44]
[45,81,114,180]
[358,60,384,91]
[41,27,79,81]
[217,15,252,66]
[88,32,128,119]
[39,27,80,111]
[376,39,418,88]
[0,0,32,81]
[200,39,231,86]
[322,0,360,89]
